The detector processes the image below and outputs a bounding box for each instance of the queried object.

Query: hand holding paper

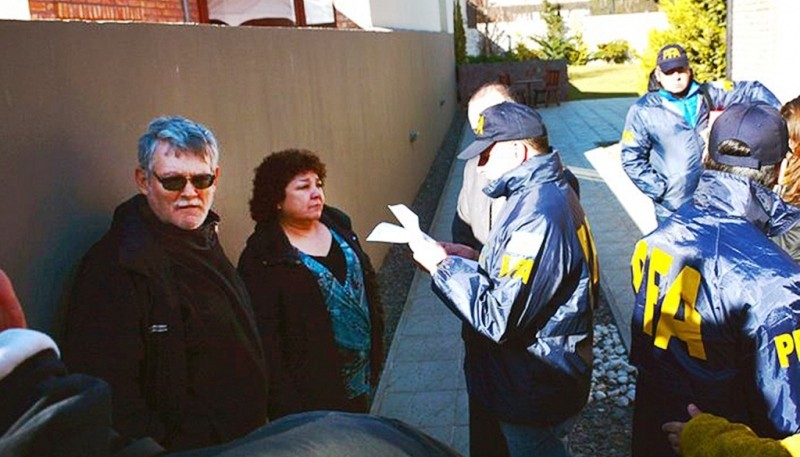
[367,204,446,272]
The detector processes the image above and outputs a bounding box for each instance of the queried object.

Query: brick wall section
[334,8,360,29]
[28,0,200,22]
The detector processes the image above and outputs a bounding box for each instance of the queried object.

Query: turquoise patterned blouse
[297,229,372,399]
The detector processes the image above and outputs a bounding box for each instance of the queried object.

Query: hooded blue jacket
[630,171,800,446]
[431,151,598,425]
[621,81,780,220]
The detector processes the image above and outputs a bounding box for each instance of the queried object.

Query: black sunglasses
[478,144,495,166]
[153,172,216,191]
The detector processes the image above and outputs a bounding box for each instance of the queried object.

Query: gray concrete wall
[0,20,456,330]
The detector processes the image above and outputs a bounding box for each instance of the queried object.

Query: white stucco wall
[489,0,586,6]
[0,0,30,20]
[370,0,448,32]
[577,12,667,55]
[468,10,666,57]
[730,0,800,103]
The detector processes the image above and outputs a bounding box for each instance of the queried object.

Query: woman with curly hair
[237,149,384,420]
[778,96,800,206]
[772,96,800,261]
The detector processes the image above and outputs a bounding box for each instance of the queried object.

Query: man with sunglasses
[60,116,268,451]
[410,102,597,457]
[621,43,780,224]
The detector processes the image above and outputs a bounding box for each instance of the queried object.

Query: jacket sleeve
[620,104,668,202]
[749,292,800,437]
[456,165,474,229]
[452,165,484,250]
[771,224,800,263]
[0,344,116,457]
[61,258,167,442]
[681,413,792,457]
[431,216,570,343]
[237,255,305,419]
[708,80,781,110]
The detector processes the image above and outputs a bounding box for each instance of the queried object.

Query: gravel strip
[375,109,633,456]
[571,290,634,457]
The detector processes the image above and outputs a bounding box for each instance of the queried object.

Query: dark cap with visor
[656,44,689,73]
[708,103,788,169]
[458,102,546,160]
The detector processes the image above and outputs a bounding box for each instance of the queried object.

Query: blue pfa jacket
[630,171,800,443]
[621,80,780,220]
[431,151,598,425]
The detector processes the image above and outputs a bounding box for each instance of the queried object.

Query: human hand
[0,270,27,330]
[662,403,702,455]
[439,242,479,260]
[409,238,447,273]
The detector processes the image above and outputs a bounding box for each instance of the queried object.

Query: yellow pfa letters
[630,240,707,360]
[774,330,800,368]
[499,255,534,284]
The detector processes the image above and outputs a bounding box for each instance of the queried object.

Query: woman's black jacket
[237,206,384,420]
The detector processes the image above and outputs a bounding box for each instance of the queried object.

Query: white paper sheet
[366,204,435,244]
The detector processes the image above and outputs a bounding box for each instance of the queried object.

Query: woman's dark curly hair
[249,149,327,223]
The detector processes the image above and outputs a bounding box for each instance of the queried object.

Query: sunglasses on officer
[478,144,495,166]
[153,172,216,191]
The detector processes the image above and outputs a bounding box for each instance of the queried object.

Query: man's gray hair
[137,116,219,173]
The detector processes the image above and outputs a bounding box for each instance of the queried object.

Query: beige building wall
[0,20,456,330]
[729,0,799,103]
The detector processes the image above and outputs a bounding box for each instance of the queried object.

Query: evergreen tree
[641,0,726,89]
[454,0,467,65]
[532,0,576,62]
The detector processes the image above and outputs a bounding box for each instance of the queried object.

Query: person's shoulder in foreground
[0,269,458,457]
[663,405,800,457]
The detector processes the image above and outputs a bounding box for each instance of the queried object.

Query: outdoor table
[512,78,544,106]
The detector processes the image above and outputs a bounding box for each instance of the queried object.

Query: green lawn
[567,63,643,101]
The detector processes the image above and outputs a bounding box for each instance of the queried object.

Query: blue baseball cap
[657,44,689,73]
[458,102,546,160]
[708,103,788,169]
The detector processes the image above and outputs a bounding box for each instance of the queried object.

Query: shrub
[641,0,726,90]
[568,32,591,65]
[594,40,631,63]
[511,42,540,62]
